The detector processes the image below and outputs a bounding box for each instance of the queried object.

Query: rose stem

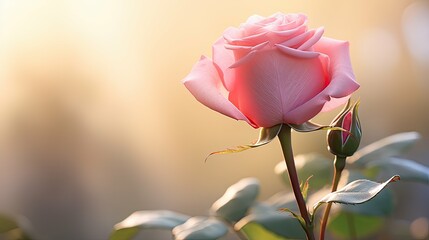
[278,125,315,240]
[319,155,346,240]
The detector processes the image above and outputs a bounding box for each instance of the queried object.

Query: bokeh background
[0,0,428,239]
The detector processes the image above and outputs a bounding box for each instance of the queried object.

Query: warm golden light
[0,1,427,239]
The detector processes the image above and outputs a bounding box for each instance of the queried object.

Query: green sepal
[206,124,282,160]
[327,101,361,157]
[288,121,341,133]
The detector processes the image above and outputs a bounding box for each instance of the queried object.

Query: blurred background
[0,0,428,239]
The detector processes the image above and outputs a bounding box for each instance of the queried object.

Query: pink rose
[183,13,359,128]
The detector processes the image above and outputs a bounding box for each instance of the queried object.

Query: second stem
[320,155,346,240]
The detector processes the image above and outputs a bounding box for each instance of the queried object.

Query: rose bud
[183,13,359,128]
[327,101,362,157]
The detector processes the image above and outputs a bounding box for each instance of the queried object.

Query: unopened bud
[327,101,362,157]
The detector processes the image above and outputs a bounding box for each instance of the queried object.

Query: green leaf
[275,153,333,189]
[339,189,394,217]
[337,170,395,217]
[110,210,190,240]
[0,214,33,240]
[172,217,228,240]
[349,132,420,167]
[313,175,400,213]
[235,203,305,240]
[211,178,259,223]
[206,125,282,159]
[328,212,385,239]
[0,214,19,233]
[109,227,140,240]
[238,222,287,240]
[265,192,297,211]
[367,157,429,184]
[300,176,311,201]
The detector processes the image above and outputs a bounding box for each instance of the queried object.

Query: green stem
[346,212,357,240]
[320,155,346,240]
[278,125,315,240]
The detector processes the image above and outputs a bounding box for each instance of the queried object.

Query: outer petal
[286,38,360,123]
[314,37,359,100]
[182,56,254,127]
[212,37,235,90]
[228,49,327,127]
[315,37,359,111]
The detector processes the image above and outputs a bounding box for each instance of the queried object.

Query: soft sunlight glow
[0,1,427,239]
[358,28,401,76]
[410,217,429,240]
[402,1,429,64]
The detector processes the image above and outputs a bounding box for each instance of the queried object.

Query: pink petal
[320,95,350,112]
[279,29,317,48]
[342,112,352,144]
[313,37,360,100]
[270,24,307,36]
[213,37,234,72]
[298,27,324,50]
[276,44,319,58]
[225,41,269,51]
[183,56,253,126]
[285,38,359,123]
[229,50,258,68]
[212,37,235,90]
[224,29,268,46]
[228,49,327,127]
[228,41,270,69]
[284,95,328,124]
[275,14,307,31]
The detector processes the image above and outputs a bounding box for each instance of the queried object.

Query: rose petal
[298,27,324,50]
[183,56,253,126]
[212,37,235,90]
[228,49,327,127]
[284,96,328,124]
[276,44,319,58]
[279,29,318,48]
[224,29,268,46]
[225,41,269,51]
[228,41,270,69]
[229,50,258,68]
[285,38,360,123]
[275,13,307,31]
[320,95,350,112]
[342,112,352,144]
[313,37,359,99]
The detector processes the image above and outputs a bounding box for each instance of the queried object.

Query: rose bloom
[183,13,359,128]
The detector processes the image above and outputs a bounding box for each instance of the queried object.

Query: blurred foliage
[110,132,429,239]
[0,214,32,240]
